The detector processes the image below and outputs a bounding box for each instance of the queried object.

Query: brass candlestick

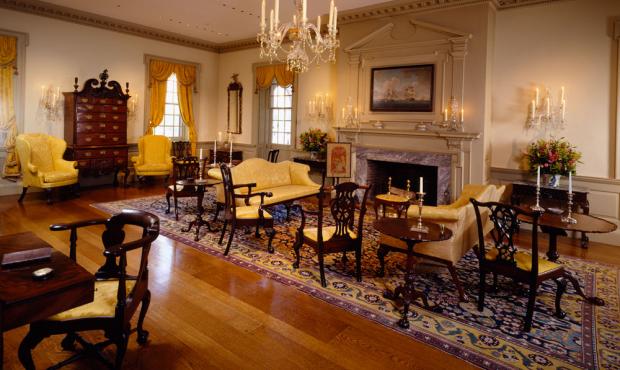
[405,179,412,200]
[410,192,429,233]
[387,176,392,195]
[561,192,577,224]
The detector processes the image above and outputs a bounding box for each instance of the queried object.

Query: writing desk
[0,232,94,367]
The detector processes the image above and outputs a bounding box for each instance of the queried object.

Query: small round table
[373,218,452,328]
[373,193,411,219]
[176,178,221,241]
[520,210,617,305]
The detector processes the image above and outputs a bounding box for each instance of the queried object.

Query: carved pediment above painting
[342,19,472,131]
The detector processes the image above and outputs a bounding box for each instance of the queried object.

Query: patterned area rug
[93,192,620,370]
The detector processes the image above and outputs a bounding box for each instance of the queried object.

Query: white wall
[492,0,620,178]
[0,8,219,144]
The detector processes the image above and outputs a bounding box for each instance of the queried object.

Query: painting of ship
[370,64,434,112]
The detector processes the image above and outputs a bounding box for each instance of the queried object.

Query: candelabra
[441,96,464,131]
[39,85,61,123]
[308,93,332,125]
[526,86,566,130]
[257,0,340,73]
[561,192,577,224]
[340,96,359,128]
[410,192,429,233]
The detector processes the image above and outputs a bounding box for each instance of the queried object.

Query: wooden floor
[1,184,618,369]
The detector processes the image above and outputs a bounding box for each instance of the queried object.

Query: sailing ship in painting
[371,65,434,112]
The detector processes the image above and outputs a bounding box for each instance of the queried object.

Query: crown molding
[0,0,566,54]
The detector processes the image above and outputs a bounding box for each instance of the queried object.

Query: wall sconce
[340,96,359,128]
[39,85,61,122]
[526,86,566,129]
[127,93,138,121]
[307,93,332,124]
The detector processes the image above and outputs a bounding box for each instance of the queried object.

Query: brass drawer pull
[84,114,92,119]
[100,150,106,155]
[112,137,119,142]
[85,125,92,130]
[85,138,92,142]
[99,123,106,128]
[99,113,106,118]
[80,98,88,103]
[112,125,119,130]
[112,106,118,111]
[99,134,106,139]
[85,152,92,157]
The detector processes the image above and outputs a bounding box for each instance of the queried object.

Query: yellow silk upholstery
[235,205,273,220]
[485,246,561,274]
[48,280,136,321]
[375,193,408,202]
[131,135,173,177]
[208,158,320,206]
[380,184,506,265]
[303,226,357,242]
[15,133,78,189]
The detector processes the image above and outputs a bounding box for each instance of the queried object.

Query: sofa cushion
[42,170,78,183]
[246,185,320,206]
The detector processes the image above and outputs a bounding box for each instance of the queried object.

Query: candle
[354,107,358,119]
[333,6,338,29]
[329,0,334,31]
[302,0,307,23]
[536,165,540,187]
[269,9,274,32]
[568,171,573,194]
[342,107,345,120]
[460,108,464,123]
[274,0,279,26]
[419,177,424,194]
[443,108,448,122]
[546,97,550,115]
[218,131,223,142]
[260,0,266,30]
[213,139,217,163]
[561,99,566,120]
[535,87,539,107]
[317,15,321,30]
[199,148,203,160]
[560,86,565,102]
[530,99,535,116]
[229,136,233,162]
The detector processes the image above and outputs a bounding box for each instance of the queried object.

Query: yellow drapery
[146,59,198,154]
[0,35,19,178]
[255,64,294,92]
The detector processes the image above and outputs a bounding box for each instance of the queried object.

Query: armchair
[377,184,506,301]
[18,209,160,369]
[15,133,79,204]
[131,135,173,184]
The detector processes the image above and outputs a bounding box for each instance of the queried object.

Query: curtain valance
[255,64,294,92]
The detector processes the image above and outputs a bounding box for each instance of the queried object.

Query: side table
[177,178,221,241]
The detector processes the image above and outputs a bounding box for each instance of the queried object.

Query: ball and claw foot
[137,330,149,345]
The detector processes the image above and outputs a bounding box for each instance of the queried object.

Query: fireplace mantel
[335,127,481,201]
[335,127,480,149]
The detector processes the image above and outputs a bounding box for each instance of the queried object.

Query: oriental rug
[93,192,620,370]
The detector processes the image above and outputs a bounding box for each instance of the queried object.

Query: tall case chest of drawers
[63,70,129,186]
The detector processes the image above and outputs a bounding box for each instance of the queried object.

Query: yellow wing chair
[377,184,506,301]
[15,133,79,204]
[131,135,173,184]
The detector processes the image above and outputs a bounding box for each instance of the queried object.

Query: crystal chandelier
[257,0,340,73]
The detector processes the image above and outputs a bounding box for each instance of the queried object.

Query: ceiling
[42,0,396,44]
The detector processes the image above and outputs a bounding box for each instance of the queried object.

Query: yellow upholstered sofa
[378,184,506,301]
[15,133,79,203]
[207,158,321,218]
[131,135,173,182]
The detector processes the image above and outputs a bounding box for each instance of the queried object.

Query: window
[153,73,185,140]
[269,82,293,145]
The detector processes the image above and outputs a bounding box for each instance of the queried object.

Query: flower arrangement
[299,128,328,153]
[524,138,581,175]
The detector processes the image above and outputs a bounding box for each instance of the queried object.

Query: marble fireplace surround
[356,147,451,204]
[336,127,481,203]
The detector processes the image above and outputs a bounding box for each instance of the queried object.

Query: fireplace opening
[367,160,439,206]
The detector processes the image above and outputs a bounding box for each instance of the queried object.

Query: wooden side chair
[166,157,201,220]
[471,199,568,332]
[171,140,192,160]
[267,149,279,163]
[218,163,276,256]
[293,182,371,287]
[18,209,160,370]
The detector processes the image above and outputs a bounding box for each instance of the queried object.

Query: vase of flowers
[299,128,328,159]
[524,137,581,188]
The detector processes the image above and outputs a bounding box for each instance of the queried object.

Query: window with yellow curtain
[145,55,199,154]
[0,33,21,179]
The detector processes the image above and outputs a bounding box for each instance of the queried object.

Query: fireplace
[367,160,439,205]
[355,146,452,205]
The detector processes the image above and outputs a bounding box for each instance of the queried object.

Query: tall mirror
[227,74,242,134]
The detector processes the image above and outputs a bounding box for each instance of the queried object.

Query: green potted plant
[523,137,582,187]
[299,128,328,159]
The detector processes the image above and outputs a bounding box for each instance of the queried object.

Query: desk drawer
[76,133,126,146]
[77,122,125,134]
[77,104,127,113]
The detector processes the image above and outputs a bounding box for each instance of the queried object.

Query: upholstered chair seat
[15,133,79,203]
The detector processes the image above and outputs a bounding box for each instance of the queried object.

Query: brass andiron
[561,192,577,224]
[410,192,429,233]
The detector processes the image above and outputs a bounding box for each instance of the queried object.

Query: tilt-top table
[177,178,221,241]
